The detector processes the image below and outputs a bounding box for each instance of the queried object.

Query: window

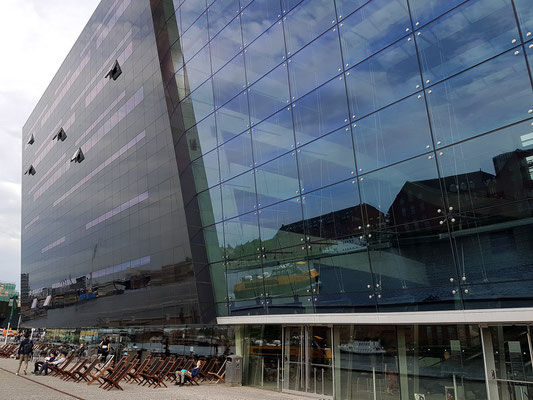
[105,59,122,80]
[24,165,36,175]
[27,134,35,145]
[53,128,67,142]
[71,148,85,163]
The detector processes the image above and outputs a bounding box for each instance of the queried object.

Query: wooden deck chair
[149,359,175,388]
[49,353,75,377]
[86,355,116,385]
[139,359,164,386]
[100,361,136,391]
[75,355,101,382]
[208,359,227,383]
[125,355,152,383]
[199,358,217,382]
[61,357,88,380]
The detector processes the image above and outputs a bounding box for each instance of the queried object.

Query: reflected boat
[339,340,386,354]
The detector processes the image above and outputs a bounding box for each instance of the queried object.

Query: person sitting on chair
[175,359,204,386]
[33,352,55,374]
[38,352,66,375]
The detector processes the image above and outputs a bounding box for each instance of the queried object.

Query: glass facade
[20,0,533,398]
[152,0,533,317]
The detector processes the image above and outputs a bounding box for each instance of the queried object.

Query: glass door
[483,325,533,400]
[283,325,334,399]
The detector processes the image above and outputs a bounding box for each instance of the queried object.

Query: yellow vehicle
[233,263,319,299]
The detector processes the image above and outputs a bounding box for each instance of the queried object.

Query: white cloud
[0,1,100,289]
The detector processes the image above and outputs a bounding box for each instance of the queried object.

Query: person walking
[98,336,111,362]
[16,331,33,376]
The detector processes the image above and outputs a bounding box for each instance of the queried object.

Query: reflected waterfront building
[21,0,533,398]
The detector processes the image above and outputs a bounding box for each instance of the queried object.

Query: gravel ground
[0,358,306,400]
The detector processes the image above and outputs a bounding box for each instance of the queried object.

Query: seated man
[175,359,204,386]
[33,352,55,374]
[38,352,66,375]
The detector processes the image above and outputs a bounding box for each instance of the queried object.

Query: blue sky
[0,1,100,289]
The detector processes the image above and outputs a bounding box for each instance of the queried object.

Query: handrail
[494,378,533,385]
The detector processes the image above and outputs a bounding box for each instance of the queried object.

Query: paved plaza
[0,359,302,400]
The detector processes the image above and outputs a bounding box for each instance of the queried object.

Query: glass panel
[210,261,228,302]
[241,0,282,45]
[288,27,343,100]
[191,148,220,191]
[334,326,398,400]
[283,326,306,392]
[308,326,333,397]
[416,0,519,84]
[202,222,225,262]
[368,221,458,293]
[293,76,350,145]
[176,44,211,97]
[243,325,282,390]
[437,119,533,213]
[226,257,264,300]
[345,36,421,120]
[311,252,372,294]
[248,62,290,124]
[255,152,300,208]
[515,0,533,39]
[302,179,364,242]
[181,12,209,62]
[182,78,215,130]
[222,170,257,219]
[208,0,240,37]
[262,253,314,298]
[185,113,217,159]
[408,0,465,27]
[223,212,260,259]
[399,325,488,400]
[245,22,286,85]
[353,93,432,174]
[339,0,411,68]
[251,107,295,166]
[259,197,304,251]
[297,126,355,193]
[490,326,533,384]
[180,0,207,34]
[210,16,243,73]
[283,0,336,55]
[198,185,223,225]
[216,91,249,144]
[427,49,533,148]
[268,295,314,313]
[359,154,444,228]
[218,130,253,182]
[213,53,246,107]
[334,0,368,20]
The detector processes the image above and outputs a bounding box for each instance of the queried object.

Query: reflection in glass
[416,0,519,84]
[353,93,432,173]
[283,0,336,55]
[251,107,294,166]
[248,63,290,124]
[408,0,465,27]
[223,212,260,259]
[176,44,211,98]
[216,91,249,144]
[218,130,253,182]
[241,0,282,45]
[359,154,444,228]
[208,0,239,37]
[255,152,299,207]
[345,36,421,120]
[293,76,349,145]
[222,171,257,220]
[259,198,304,251]
[210,16,243,73]
[515,0,533,39]
[288,27,343,100]
[297,126,355,193]
[181,12,209,62]
[243,325,282,390]
[191,148,219,192]
[182,78,214,130]
[244,22,286,85]
[427,49,533,148]
[339,0,410,67]
[197,185,223,226]
[212,53,246,107]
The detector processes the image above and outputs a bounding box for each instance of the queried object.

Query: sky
[0,1,100,290]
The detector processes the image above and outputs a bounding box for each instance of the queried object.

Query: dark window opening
[71,148,85,163]
[24,165,36,176]
[53,128,67,142]
[105,59,122,80]
[27,134,35,145]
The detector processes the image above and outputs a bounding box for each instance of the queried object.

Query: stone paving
[0,358,305,400]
